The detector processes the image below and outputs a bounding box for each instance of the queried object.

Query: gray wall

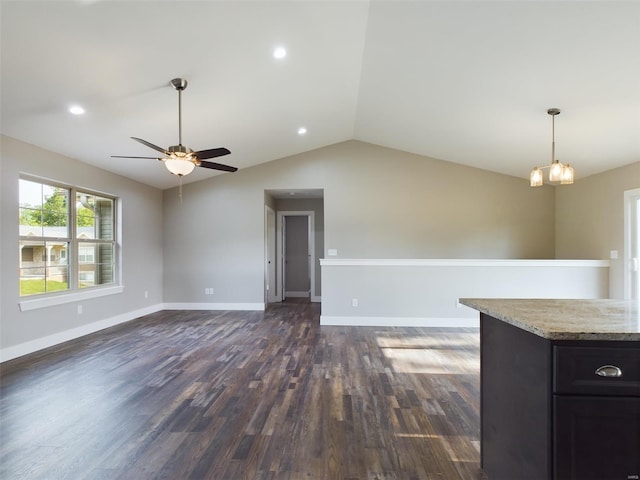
[321,260,609,323]
[163,140,556,305]
[555,161,640,298]
[1,135,164,350]
[4,134,632,353]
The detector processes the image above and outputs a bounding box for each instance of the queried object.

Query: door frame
[276,210,315,302]
[264,205,277,304]
[623,188,640,299]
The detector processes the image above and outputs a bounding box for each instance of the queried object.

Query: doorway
[277,211,315,302]
[264,190,324,305]
[624,188,640,300]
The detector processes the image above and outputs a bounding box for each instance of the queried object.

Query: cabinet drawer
[554,346,640,396]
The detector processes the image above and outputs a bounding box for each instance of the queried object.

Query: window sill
[19,285,124,312]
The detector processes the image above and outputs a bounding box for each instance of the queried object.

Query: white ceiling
[2,1,639,190]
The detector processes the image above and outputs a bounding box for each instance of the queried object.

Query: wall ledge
[320,259,610,267]
[320,315,479,328]
[19,285,124,311]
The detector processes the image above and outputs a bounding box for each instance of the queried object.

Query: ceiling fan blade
[131,137,169,155]
[198,160,238,172]
[193,147,231,160]
[111,155,161,159]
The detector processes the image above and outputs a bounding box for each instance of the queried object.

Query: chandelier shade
[548,160,563,183]
[530,167,543,187]
[561,164,574,185]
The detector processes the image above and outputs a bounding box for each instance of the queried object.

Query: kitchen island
[459,298,639,480]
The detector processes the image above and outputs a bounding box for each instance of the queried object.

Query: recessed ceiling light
[69,105,85,115]
[273,46,287,59]
[297,127,307,135]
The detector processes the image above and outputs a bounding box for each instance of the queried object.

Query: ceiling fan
[112,78,237,178]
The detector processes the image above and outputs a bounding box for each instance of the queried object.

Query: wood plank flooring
[0,302,483,479]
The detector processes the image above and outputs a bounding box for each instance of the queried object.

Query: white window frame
[18,175,122,311]
[624,188,640,300]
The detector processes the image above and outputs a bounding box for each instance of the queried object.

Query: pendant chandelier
[530,108,574,187]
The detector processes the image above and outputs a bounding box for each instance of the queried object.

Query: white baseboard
[0,304,163,363]
[162,302,265,311]
[282,292,321,302]
[319,315,479,328]
[285,291,310,298]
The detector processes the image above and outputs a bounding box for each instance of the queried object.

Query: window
[19,177,117,297]
[21,247,34,262]
[78,246,94,263]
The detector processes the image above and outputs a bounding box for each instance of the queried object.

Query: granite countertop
[459,298,640,341]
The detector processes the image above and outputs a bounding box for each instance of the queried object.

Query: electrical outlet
[328,249,338,256]
[205,287,214,295]
[144,290,149,299]
[77,304,83,315]
[351,298,358,307]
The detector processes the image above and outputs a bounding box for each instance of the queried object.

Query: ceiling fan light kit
[164,157,196,176]
[112,78,237,197]
[530,108,575,187]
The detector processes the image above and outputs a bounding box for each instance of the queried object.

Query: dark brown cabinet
[553,345,640,480]
[554,396,639,480]
[481,314,640,480]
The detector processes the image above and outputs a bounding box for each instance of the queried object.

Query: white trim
[624,188,640,299]
[162,302,265,311]
[0,304,163,362]
[18,175,121,296]
[264,205,277,304]
[320,315,479,328]
[19,285,124,311]
[319,258,610,268]
[311,295,321,303]
[2,302,265,363]
[285,291,310,298]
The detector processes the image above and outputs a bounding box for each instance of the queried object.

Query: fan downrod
[170,78,188,91]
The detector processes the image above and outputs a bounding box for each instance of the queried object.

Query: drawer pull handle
[595,365,622,378]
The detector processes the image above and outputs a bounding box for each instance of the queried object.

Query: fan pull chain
[178,175,183,203]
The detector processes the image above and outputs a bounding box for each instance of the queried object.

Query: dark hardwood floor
[0,302,482,479]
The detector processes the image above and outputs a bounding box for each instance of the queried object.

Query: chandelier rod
[178,88,183,146]
[551,111,555,163]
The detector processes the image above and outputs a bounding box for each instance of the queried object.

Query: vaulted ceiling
[2,1,639,189]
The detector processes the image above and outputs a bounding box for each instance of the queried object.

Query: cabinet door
[554,395,639,480]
